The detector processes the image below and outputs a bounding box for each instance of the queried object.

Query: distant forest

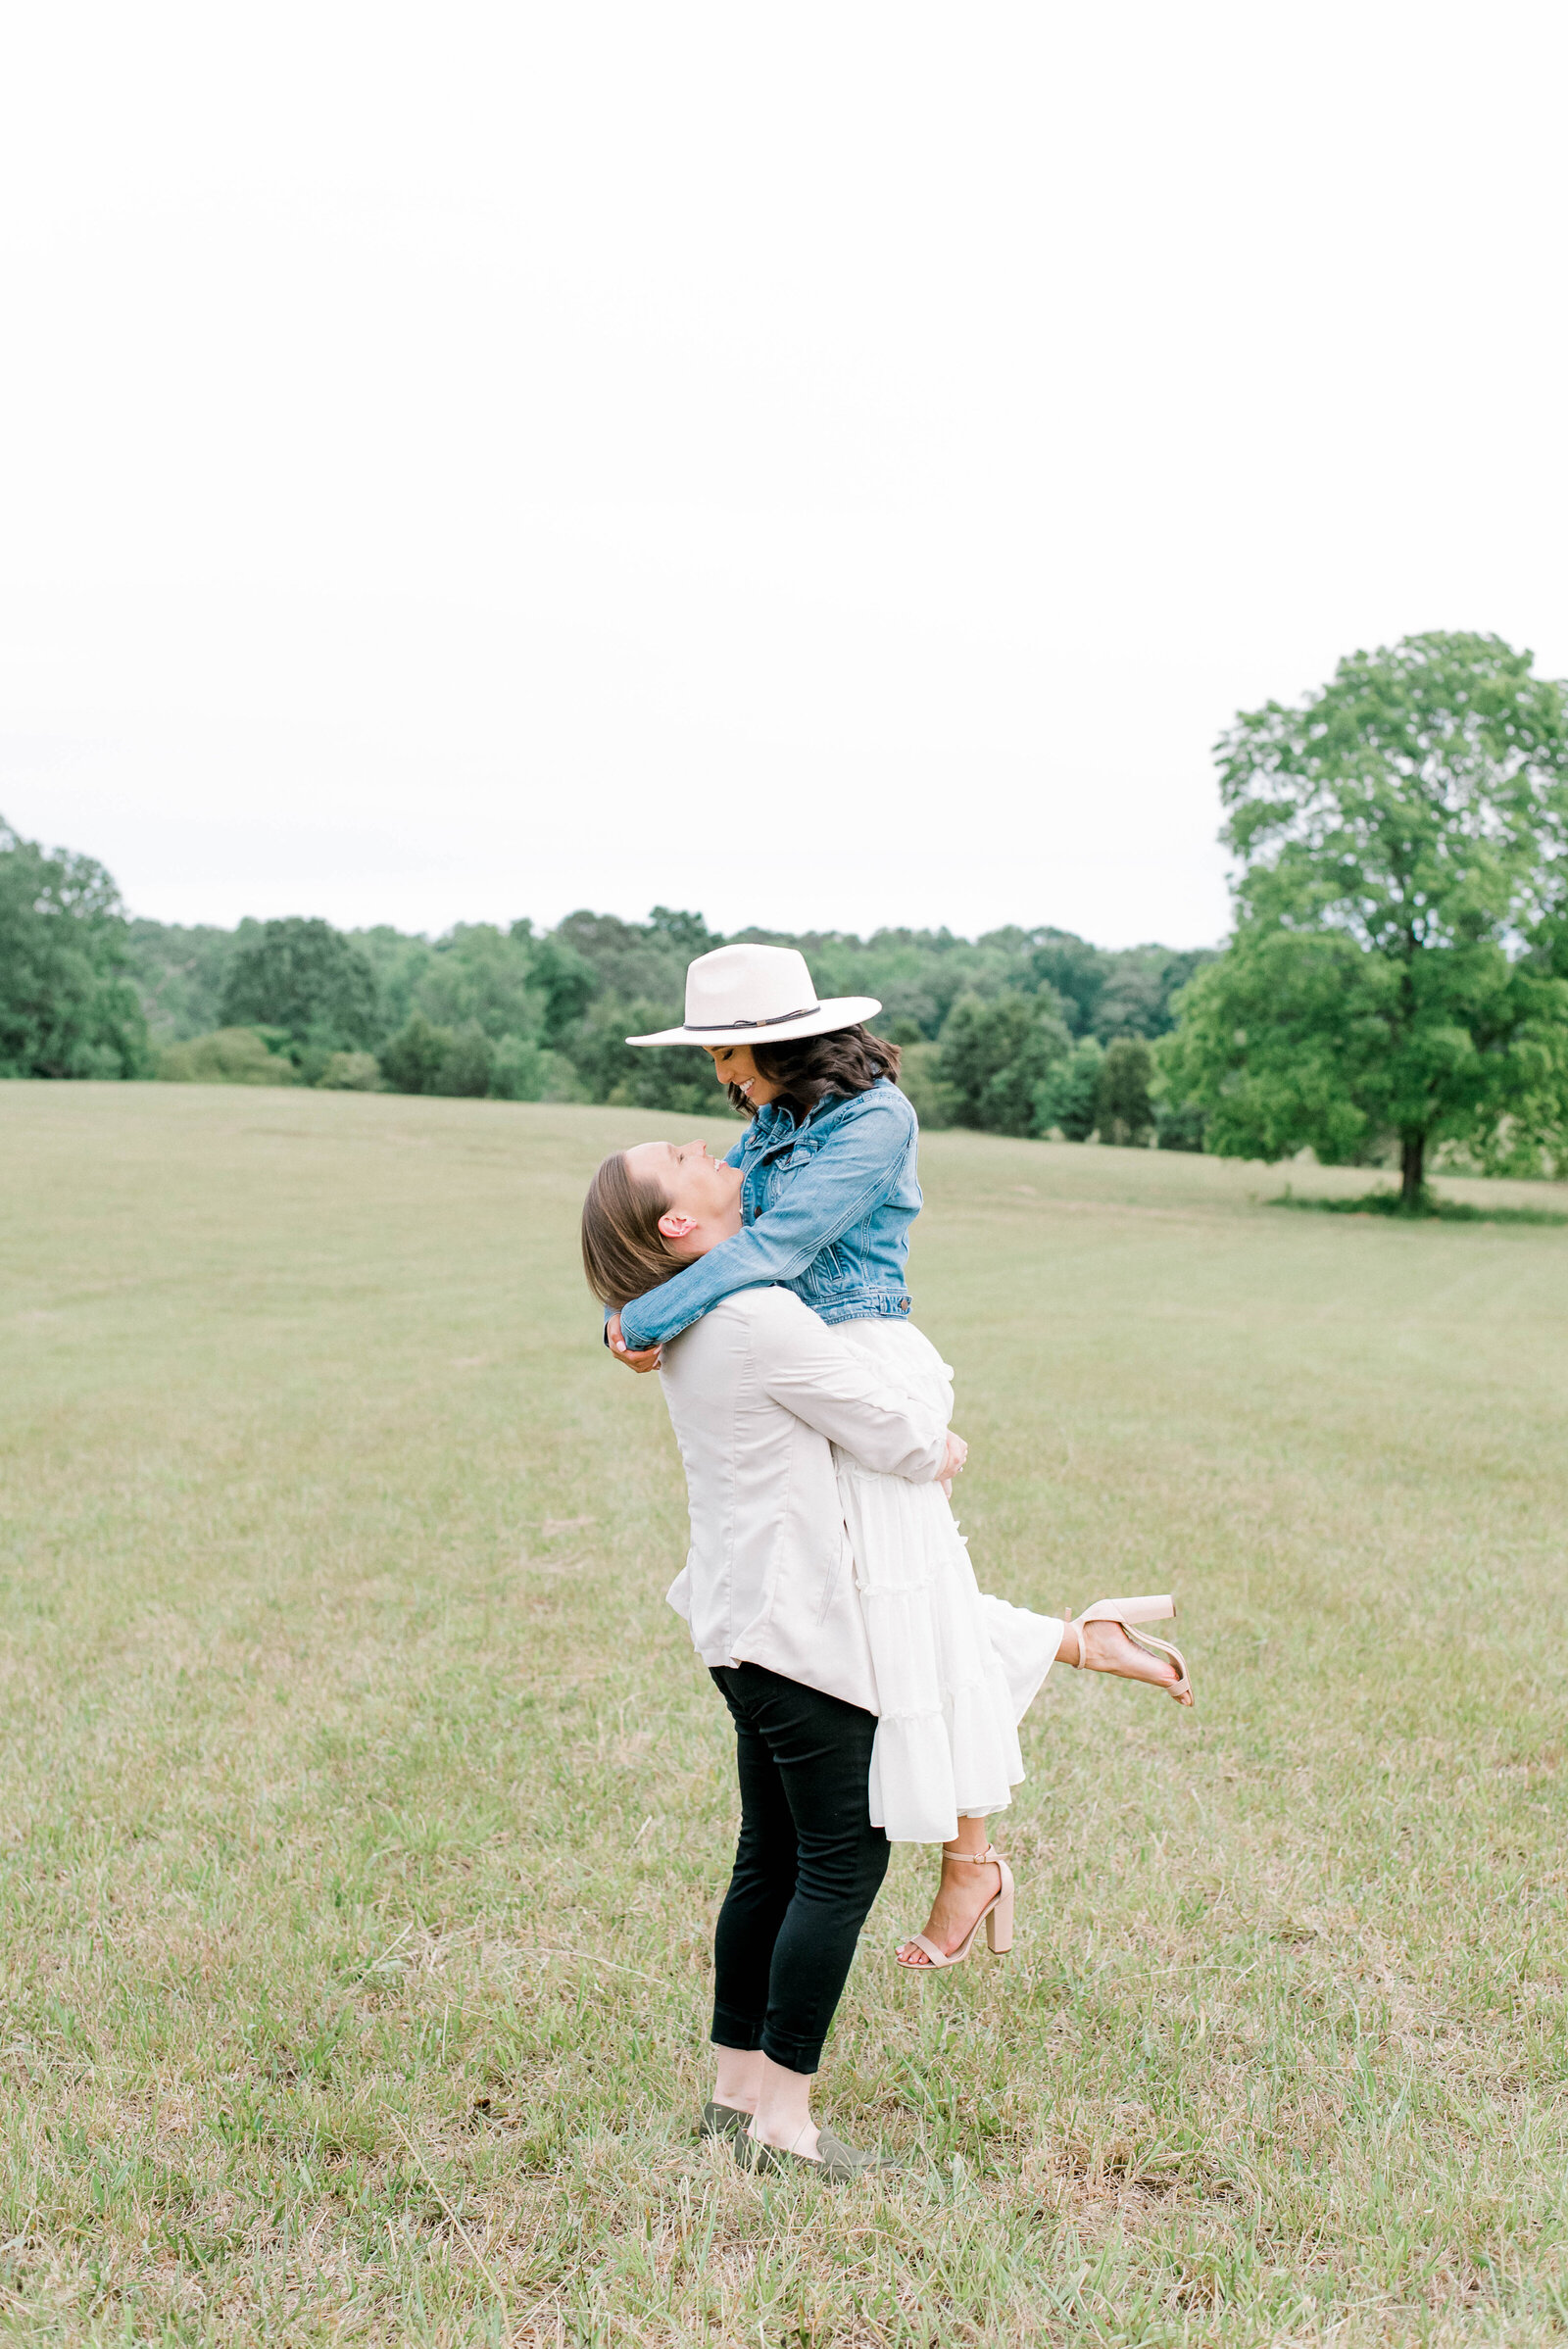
[128,906,1213,1143]
[0,813,1213,1146]
[13,633,1567,1186]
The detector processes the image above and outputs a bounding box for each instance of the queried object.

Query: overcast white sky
[1,2,1564,950]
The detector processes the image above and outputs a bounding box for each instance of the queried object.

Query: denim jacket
[616,1079,920,1351]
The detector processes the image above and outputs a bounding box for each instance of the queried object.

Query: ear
[658,1211,699,1241]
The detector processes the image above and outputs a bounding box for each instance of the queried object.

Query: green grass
[2,1084,1566,2347]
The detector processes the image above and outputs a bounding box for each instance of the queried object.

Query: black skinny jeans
[709,1662,891,2076]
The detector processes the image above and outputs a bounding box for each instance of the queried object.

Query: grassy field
[2,1083,1566,2348]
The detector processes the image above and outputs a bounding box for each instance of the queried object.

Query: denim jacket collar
[749,1081,888,1151]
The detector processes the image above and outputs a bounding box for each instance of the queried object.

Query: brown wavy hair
[580,1151,678,1308]
[725,1022,902,1118]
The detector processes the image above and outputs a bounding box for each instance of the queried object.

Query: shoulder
[819,1081,916,1140]
[670,1292,753,1343]
[660,1293,755,1381]
[672,1288,800,1339]
[721,1285,811,1328]
[721,1286,828,1354]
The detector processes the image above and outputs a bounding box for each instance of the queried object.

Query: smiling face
[622,1138,744,1259]
[703,1044,783,1107]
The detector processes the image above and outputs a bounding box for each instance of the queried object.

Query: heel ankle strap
[946,1845,1000,1862]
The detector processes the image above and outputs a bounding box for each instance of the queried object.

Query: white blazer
[658,1287,948,1713]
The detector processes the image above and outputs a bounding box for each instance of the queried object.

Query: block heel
[897,1847,1015,1970]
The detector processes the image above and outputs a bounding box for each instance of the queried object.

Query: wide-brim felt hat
[626,943,881,1048]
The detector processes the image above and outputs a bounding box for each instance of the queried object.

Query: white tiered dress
[832,1318,1064,1844]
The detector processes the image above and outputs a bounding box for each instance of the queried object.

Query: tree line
[7,634,1568,1192]
[0,848,1210,1146]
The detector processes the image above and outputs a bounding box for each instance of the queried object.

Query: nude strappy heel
[1069,1594,1194,1705]
[896,1846,1014,1970]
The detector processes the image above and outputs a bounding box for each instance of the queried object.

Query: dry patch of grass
[1,1087,1566,2345]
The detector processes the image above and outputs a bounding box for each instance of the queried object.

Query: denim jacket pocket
[771,1135,823,1174]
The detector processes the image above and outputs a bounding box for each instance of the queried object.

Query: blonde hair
[580,1150,678,1308]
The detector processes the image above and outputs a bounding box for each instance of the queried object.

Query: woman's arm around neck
[617,1085,914,1352]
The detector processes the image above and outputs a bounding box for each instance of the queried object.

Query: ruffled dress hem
[833,1320,1064,1845]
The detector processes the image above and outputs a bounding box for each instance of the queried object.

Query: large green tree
[219,917,381,1059]
[1160,633,1568,1202]
[1095,1036,1155,1147]
[0,818,147,1078]
[937,993,1071,1137]
[1034,1036,1102,1140]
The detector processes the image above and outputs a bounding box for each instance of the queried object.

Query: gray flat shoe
[699,2100,752,2139]
[740,2126,899,2181]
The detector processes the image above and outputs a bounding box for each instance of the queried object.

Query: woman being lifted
[602,943,1192,1974]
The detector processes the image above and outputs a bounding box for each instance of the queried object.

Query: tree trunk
[1399,1130,1426,1210]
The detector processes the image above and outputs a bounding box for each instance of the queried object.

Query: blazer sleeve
[750,1294,948,1483]
[618,1092,912,1351]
